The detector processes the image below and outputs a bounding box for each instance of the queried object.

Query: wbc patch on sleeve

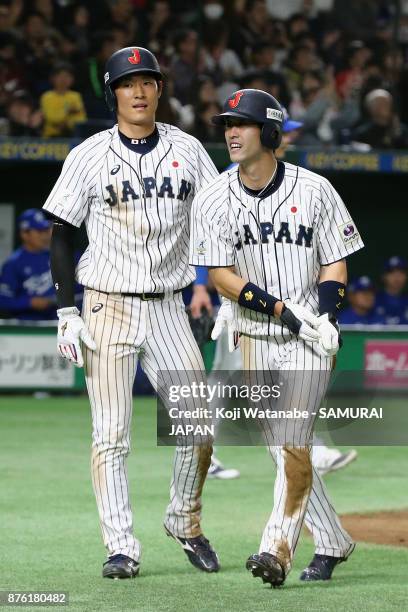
[338,221,360,244]
[195,239,207,255]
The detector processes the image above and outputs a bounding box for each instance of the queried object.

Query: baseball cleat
[164,526,220,572]
[246,553,285,588]
[316,449,358,476]
[207,456,240,479]
[300,544,355,581]
[102,554,140,579]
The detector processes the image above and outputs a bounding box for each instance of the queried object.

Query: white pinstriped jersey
[190,161,364,336]
[43,123,218,293]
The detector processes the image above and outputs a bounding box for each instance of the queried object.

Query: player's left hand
[281,302,321,342]
[57,306,96,368]
[190,285,213,318]
[315,313,340,357]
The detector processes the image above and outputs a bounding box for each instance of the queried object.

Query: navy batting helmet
[212,89,283,150]
[104,46,163,112]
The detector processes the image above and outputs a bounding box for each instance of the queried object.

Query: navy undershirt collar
[119,126,159,154]
[240,161,285,198]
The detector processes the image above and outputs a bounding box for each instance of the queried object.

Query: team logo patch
[104,72,109,83]
[244,290,254,302]
[110,165,121,175]
[92,303,103,313]
[228,91,244,109]
[338,222,359,244]
[128,48,141,64]
[196,239,207,255]
[266,108,283,121]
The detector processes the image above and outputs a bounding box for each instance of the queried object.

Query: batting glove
[280,302,321,343]
[211,299,240,352]
[57,306,96,368]
[314,313,341,357]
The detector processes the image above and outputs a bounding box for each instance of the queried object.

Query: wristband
[318,281,346,315]
[238,282,279,316]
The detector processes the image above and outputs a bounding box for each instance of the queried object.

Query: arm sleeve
[189,189,235,267]
[193,140,219,193]
[42,144,91,227]
[50,221,77,308]
[317,178,364,265]
[0,261,31,312]
[194,266,209,285]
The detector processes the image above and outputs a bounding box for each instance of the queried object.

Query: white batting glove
[211,299,240,352]
[315,313,340,357]
[57,306,96,368]
[281,302,321,343]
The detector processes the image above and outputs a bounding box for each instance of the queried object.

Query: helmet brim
[108,67,163,87]
[212,111,260,126]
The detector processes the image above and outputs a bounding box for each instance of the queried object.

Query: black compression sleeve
[50,221,77,309]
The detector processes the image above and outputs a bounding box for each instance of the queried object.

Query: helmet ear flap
[105,85,116,112]
[260,123,282,150]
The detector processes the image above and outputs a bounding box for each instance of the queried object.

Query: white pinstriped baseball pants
[82,288,212,561]
[240,333,354,574]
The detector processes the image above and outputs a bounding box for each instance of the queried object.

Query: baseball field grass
[1,395,407,612]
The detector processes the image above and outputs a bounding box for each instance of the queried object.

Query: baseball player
[190,89,363,586]
[0,209,55,320]
[192,112,357,477]
[43,46,220,579]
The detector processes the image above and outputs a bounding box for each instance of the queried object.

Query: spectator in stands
[6,94,42,136]
[193,101,224,143]
[0,33,28,109]
[75,33,118,119]
[332,0,381,41]
[40,63,86,137]
[335,40,371,100]
[0,0,23,38]
[20,12,61,97]
[65,4,91,57]
[230,0,273,62]
[353,88,408,149]
[375,256,408,325]
[170,29,203,105]
[0,209,56,321]
[290,68,338,144]
[338,276,386,325]
[147,0,175,54]
[284,44,322,96]
[203,22,244,86]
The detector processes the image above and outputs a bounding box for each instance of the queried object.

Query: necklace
[239,161,278,196]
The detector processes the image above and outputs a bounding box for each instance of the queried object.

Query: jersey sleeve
[190,187,235,267]
[193,140,219,192]
[42,144,92,227]
[316,178,364,265]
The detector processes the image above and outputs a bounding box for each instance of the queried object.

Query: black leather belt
[94,288,183,301]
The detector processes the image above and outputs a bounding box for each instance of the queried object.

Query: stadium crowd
[1,0,408,147]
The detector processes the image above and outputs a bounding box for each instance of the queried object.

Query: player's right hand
[57,306,96,368]
[280,302,321,343]
[211,298,239,352]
